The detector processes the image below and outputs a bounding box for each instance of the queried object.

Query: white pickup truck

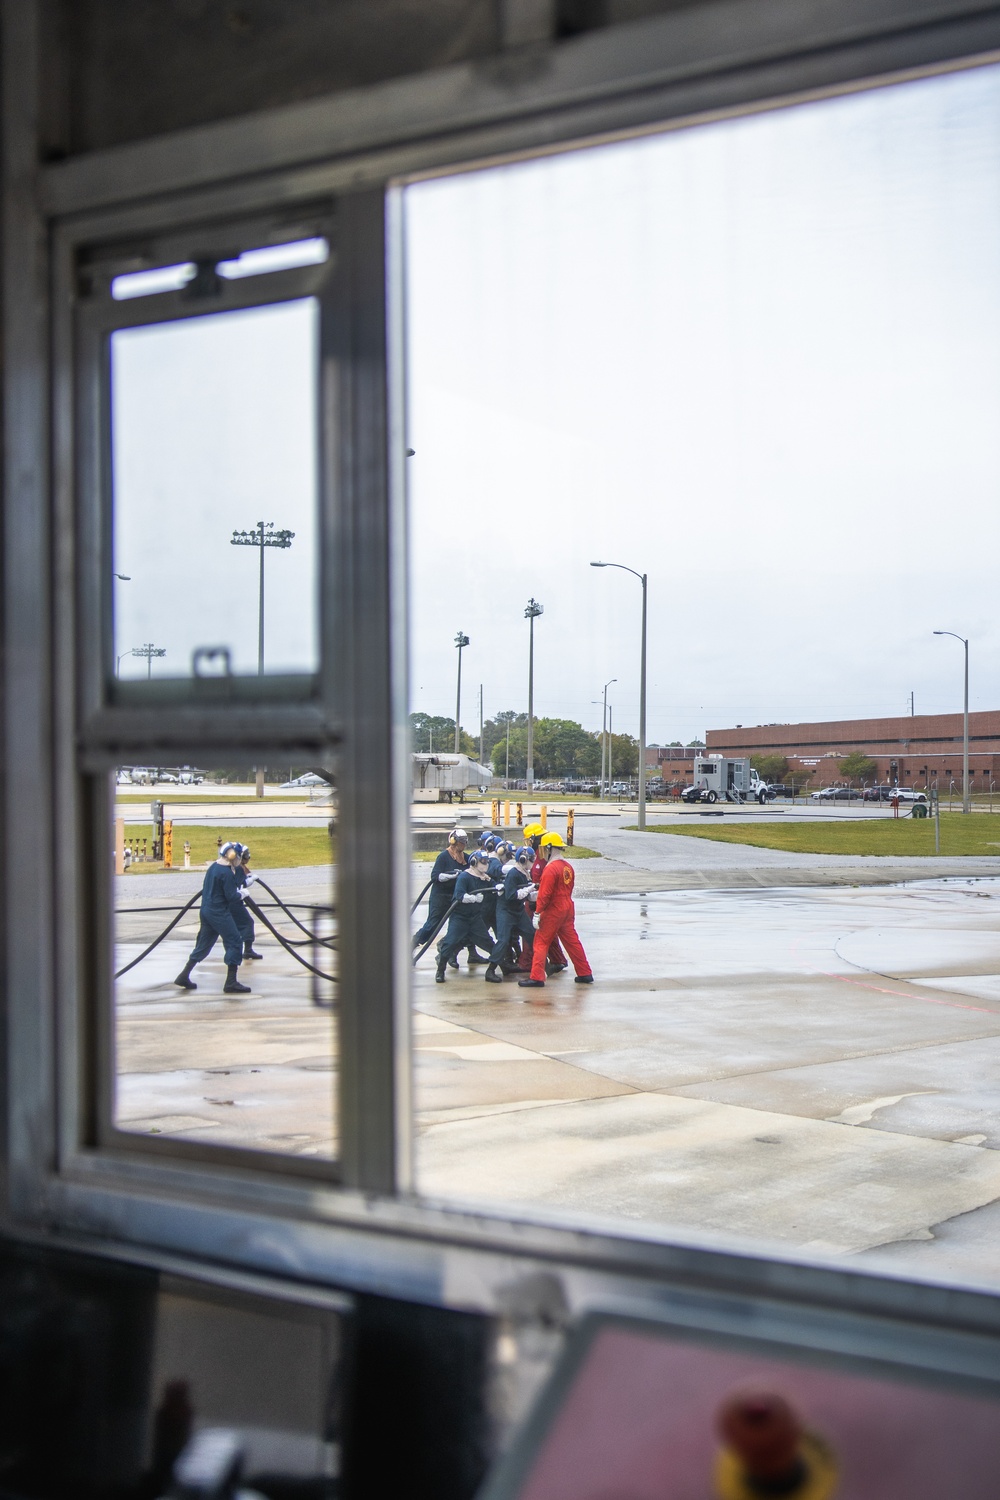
[681,756,774,805]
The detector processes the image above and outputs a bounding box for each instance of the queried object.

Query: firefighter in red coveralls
[523,822,568,975]
[518,831,594,988]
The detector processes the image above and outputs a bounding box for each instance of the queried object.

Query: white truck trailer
[681,755,773,805]
[412,753,493,803]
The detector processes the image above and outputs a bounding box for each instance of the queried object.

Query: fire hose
[115,887,337,984]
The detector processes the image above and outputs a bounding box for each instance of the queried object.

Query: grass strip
[626,813,1000,858]
[122,824,333,871]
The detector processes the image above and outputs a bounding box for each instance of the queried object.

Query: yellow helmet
[523,822,544,838]
[540,831,565,848]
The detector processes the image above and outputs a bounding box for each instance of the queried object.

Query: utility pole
[911,690,915,717]
[591,562,648,828]
[131,643,166,680]
[525,599,543,790]
[601,678,617,797]
[934,631,970,813]
[232,520,295,796]
[479,683,484,767]
[454,632,469,753]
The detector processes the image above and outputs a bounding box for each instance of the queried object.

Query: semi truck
[681,755,773,805]
[412,752,493,803]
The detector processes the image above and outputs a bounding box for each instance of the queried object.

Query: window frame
[6,0,1000,1362]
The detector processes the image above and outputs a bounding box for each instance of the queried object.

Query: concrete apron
[414,877,1000,1286]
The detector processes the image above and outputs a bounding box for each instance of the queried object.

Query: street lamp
[230,521,295,676]
[524,599,544,790]
[453,632,469,753]
[934,630,970,813]
[591,562,648,829]
[232,521,295,797]
[131,643,166,680]
[601,678,617,796]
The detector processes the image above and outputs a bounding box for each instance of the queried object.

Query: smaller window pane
[112,759,337,1160]
[111,298,320,687]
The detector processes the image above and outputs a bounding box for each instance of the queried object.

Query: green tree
[409,712,476,757]
[481,710,528,768]
[839,751,877,783]
[786,763,815,788]
[607,732,639,778]
[752,753,789,783]
[686,737,706,748]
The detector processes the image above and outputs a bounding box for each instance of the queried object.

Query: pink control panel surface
[485,1318,1000,1500]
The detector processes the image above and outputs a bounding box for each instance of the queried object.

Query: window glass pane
[111,298,319,684]
[112,761,337,1159]
[406,64,1000,1286]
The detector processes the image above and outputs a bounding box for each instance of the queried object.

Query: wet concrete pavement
[414,876,1000,1285]
[114,847,1000,1290]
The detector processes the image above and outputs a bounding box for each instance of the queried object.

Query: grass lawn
[122,824,333,871]
[629,813,1000,858]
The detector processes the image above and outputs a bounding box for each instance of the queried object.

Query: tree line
[410,711,639,778]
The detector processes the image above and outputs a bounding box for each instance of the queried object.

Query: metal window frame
[8,0,1000,1354]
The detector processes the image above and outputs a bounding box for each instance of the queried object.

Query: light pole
[592,562,648,829]
[524,599,544,790]
[232,521,295,796]
[453,632,469,753]
[601,678,617,797]
[132,643,166,680]
[934,630,970,813]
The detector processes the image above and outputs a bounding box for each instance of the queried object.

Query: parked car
[810,787,838,800]
[864,785,895,801]
[892,787,928,803]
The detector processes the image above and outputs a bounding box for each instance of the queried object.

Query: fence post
[114,816,125,876]
[504,799,510,827]
[540,805,547,830]
[491,799,500,828]
[516,802,523,826]
[567,809,575,846]
[163,819,173,868]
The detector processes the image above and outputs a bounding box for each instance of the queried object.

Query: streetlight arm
[591,560,645,584]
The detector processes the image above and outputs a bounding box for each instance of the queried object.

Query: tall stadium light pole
[453,632,469,752]
[592,562,648,829]
[479,683,484,767]
[132,643,165,680]
[934,630,970,813]
[601,678,617,797]
[232,521,295,795]
[525,598,544,790]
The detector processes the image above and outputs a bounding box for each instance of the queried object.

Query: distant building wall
[706,713,1000,787]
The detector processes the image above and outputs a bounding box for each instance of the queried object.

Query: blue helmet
[514,845,534,863]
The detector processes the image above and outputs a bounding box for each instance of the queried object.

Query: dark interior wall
[38,0,711,157]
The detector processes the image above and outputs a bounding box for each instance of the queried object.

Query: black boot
[243,943,263,960]
[223,964,251,994]
[467,950,491,965]
[174,960,197,990]
[484,964,502,984]
[435,954,447,984]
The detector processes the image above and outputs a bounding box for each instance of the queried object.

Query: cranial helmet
[449,828,469,844]
[515,846,533,863]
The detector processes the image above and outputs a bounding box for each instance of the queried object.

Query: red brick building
[706,713,1000,790]
[645,745,698,785]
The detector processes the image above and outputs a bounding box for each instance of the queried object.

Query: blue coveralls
[188,861,245,968]
[413,848,467,945]
[438,870,493,963]
[490,866,536,969]
[233,864,255,948]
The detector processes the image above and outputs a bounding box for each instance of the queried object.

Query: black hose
[114,891,203,979]
[253,879,337,946]
[245,898,336,983]
[411,877,433,916]
[412,899,460,966]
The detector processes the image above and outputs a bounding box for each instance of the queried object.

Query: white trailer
[412,753,493,803]
[681,755,773,805]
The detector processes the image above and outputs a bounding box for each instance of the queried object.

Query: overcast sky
[405,62,1000,745]
[113,298,318,679]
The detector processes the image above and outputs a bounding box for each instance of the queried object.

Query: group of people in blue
[413,825,564,986]
[175,840,262,994]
